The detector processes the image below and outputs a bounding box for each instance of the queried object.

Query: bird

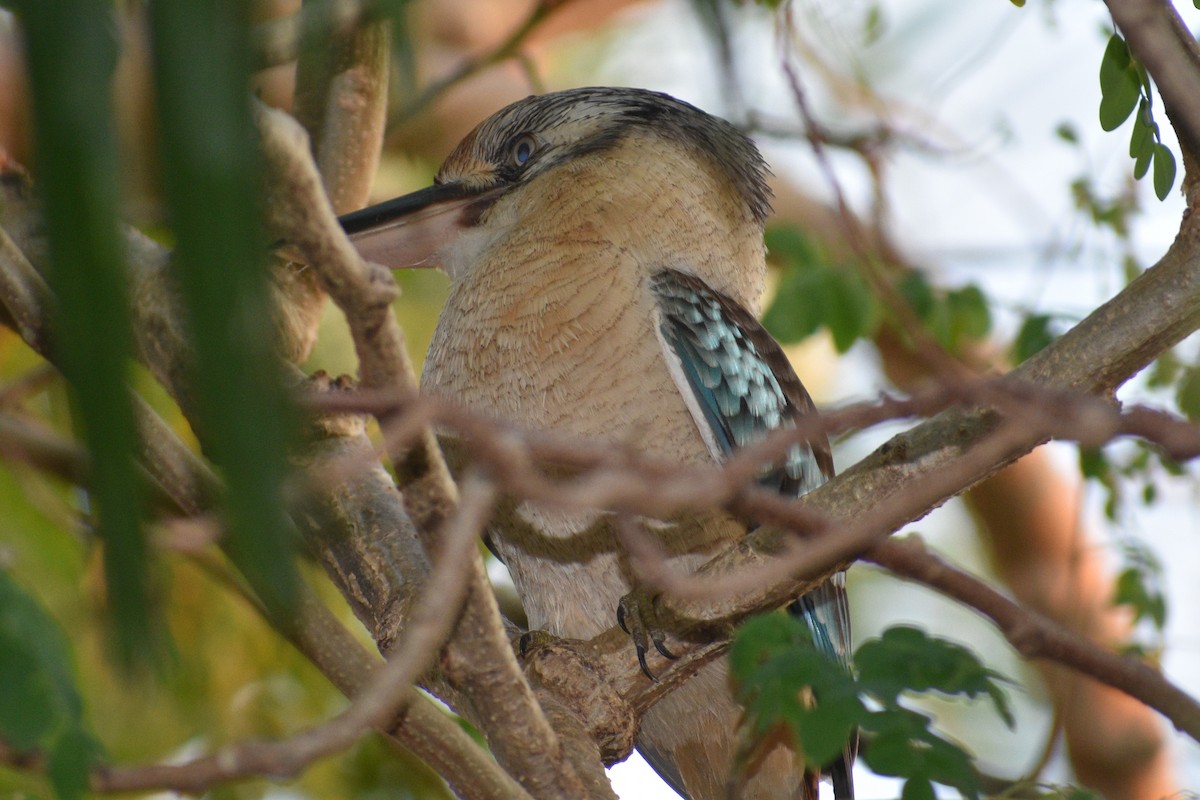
[339,86,854,800]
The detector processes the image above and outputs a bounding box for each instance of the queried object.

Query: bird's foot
[617,589,680,681]
[513,628,558,659]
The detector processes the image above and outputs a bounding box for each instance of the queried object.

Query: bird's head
[341,87,772,281]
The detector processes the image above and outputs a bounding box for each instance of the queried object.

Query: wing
[651,268,855,798]
[650,268,832,492]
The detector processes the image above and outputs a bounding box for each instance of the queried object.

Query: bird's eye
[511,135,537,167]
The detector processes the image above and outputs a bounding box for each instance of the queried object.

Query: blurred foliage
[14,0,153,666]
[0,419,448,798]
[763,224,993,356]
[146,0,301,618]
[731,615,1013,799]
[0,0,443,796]
[1,0,1198,797]
[762,226,879,353]
[0,570,100,800]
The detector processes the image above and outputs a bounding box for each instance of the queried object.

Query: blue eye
[512,135,536,166]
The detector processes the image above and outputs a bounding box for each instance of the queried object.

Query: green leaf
[0,572,96,772]
[1114,565,1166,628]
[860,706,981,797]
[1055,122,1078,144]
[945,284,992,345]
[1134,141,1154,180]
[1078,448,1109,480]
[14,0,153,664]
[765,224,819,269]
[148,0,300,615]
[1147,350,1182,388]
[898,272,936,322]
[1152,143,1177,200]
[1008,0,1026,6]
[1099,34,1141,132]
[863,5,885,45]
[1128,100,1153,159]
[1121,253,1142,283]
[0,637,58,749]
[1175,365,1200,421]
[1114,543,1168,631]
[901,777,937,800]
[48,727,102,800]
[855,626,1014,727]
[731,614,862,768]
[825,268,877,353]
[1012,313,1055,364]
[763,226,826,344]
[763,264,827,343]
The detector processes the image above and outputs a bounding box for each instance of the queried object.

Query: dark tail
[828,736,856,799]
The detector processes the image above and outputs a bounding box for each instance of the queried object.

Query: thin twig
[777,24,971,384]
[389,0,570,124]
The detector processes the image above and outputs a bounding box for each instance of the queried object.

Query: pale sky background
[575,1,1200,797]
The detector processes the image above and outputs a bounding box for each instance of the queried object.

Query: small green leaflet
[1012,313,1057,364]
[730,614,863,767]
[1176,365,1200,421]
[0,571,101,799]
[854,626,1015,728]
[1152,143,1176,201]
[1097,32,1177,199]
[763,226,878,353]
[731,617,1013,797]
[1098,34,1140,132]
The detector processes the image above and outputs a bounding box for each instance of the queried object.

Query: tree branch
[0,170,525,800]
[389,0,571,124]
[256,103,608,797]
[304,370,1200,746]
[870,537,1200,741]
[291,1,390,214]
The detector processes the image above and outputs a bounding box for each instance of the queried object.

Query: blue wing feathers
[651,267,848,667]
[652,268,855,799]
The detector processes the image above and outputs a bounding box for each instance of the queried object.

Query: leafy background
[2,0,1200,798]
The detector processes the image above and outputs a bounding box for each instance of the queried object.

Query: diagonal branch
[0,171,523,800]
[870,537,1200,740]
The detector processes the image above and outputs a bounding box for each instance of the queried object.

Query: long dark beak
[338,182,499,272]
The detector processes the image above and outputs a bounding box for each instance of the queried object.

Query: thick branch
[0,171,526,800]
[674,201,1200,622]
[291,3,389,213]
[256,105,606,798]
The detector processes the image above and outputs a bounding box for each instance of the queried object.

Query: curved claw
[617,589,675,680]
[635,643,656,682]
[651,634,679,661]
